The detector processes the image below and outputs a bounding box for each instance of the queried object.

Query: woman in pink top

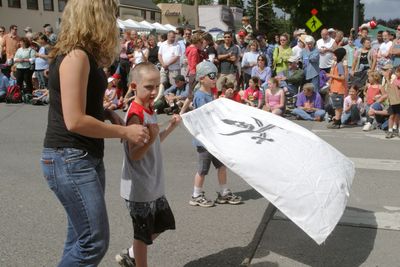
[263,77,285,115]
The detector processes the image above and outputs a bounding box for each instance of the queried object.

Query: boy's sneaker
[189,192,215,207]
[215,190,242,205]
[385,131,395,139]
[115,248,136,267]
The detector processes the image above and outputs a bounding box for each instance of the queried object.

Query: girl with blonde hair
[41,1,150,265]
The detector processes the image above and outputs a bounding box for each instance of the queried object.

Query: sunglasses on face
[206,72,217,80]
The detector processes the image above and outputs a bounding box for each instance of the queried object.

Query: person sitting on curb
[154,74,189,114]
[276,55,304,96]
[341,85,365,126]
[292,83,326,121]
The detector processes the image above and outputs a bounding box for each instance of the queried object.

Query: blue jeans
[35,70,47,89]
[292,108,326,121]
[41,148,109,267]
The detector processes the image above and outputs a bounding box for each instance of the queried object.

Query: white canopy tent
[139,20,156,30]
[163,24,177,31]
[152,22,169,33]
[117,19,176,33]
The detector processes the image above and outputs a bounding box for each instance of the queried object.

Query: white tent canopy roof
[152,22,169,32]
[139,20,156,30]
[163,24,177,31]
[117,19,176,33]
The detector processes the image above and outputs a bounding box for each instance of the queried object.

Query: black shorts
[197,146,224,176]
[125,196,175,245]
[388,104,400,115]
[330,93,344,109]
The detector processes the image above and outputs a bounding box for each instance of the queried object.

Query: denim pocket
[64,148,89,163]
[65,149,98,185]
[41,158,57,192]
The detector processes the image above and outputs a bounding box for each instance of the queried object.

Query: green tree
[244,0,284,40]
[273,0,365,37]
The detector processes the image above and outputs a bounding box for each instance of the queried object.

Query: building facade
[157,3,197,27]
[119,0,161,23]
[0,0,161,33]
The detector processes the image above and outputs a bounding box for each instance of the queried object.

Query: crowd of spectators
[1,19,400,138]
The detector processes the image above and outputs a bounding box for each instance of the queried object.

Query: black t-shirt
[217,43,239,74]
[148,46,159,65]
[44,50,107,158]
[359,51,369,66]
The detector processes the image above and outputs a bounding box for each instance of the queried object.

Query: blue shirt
[192,89,214,147]
[35,46,49,70]
[0,74,9,94]
[163,83,189,99]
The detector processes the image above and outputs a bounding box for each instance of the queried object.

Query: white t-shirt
[316,37,335,69]
[158,41,182,71]
[379,41,393,57]
[291,45,303,60]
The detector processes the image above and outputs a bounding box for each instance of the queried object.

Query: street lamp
[256,0,272,31]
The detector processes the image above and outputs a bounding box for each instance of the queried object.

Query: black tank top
[44,50,107,158]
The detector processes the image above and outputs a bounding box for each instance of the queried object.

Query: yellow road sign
[306,15,322,33]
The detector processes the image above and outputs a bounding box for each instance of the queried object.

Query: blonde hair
[50,0,119,67]
[368,71,381,84]
[190,32,204,45]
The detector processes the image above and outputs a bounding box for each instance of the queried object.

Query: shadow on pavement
[184,205,377,267]
[235,188,263,202]
[183,203,275,267]
[251,206,377,267]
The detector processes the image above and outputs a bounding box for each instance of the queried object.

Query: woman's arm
[277,90,285,109]
[60,49,149,144]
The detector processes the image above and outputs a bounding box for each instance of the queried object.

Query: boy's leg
[217,165,227,186]
[133,239,147,267]
[213,159,242,205]
[189,147,215,207]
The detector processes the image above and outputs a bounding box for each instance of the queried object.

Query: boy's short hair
[302,83,314,92]
[130,62,159,83]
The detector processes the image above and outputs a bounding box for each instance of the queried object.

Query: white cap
[107,77,114,83]
[328,28,336,33]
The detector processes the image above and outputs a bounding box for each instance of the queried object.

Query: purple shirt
[296,91,323,109]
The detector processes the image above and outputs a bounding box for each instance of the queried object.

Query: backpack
[5,85,22,103]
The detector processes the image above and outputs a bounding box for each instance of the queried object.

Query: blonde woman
[40,1,150,266]
[273,33,292,75]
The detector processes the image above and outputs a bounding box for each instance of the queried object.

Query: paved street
[0,103,399,267]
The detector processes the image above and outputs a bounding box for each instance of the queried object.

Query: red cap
[238,30,247,37]
[112,73,121,79]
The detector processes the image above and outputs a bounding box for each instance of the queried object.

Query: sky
[362,0,400,20]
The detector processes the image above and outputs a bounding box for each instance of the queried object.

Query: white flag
[181,98,355,245]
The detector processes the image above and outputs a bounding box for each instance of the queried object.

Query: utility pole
[256,0,259,30]
[256,1,272,31]
[194,0,199,29]
[352,0,360,33]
